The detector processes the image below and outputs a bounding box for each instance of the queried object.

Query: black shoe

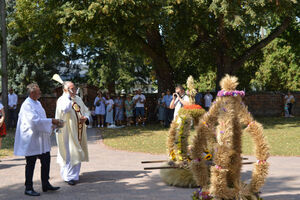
[65,180,76,185]
[24,189,40,196]
[42,184,60,192]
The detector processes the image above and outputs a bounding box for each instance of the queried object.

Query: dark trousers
[287,103,293,115]
[8,109,18,128]
[164,108,174,127]
[25,152,50,190]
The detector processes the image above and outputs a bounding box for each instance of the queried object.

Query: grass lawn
[101,117,300,156]
[0,129,15,159]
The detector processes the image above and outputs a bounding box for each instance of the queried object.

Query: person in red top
[0,93,7,161]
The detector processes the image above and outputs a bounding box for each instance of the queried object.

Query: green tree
[8,0,66,93]
[250,37,300,91]
[87,44,153,93]
[57,0,298,91]
[7,0,299,93]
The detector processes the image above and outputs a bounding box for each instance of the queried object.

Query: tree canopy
[3,0,300,94]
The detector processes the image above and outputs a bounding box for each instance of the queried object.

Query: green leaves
[250,37,300,91]
[5,0,299,94]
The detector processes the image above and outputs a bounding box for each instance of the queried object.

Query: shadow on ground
[0,170,193,200]
[0,163,25,170]
[0,169,299,200]
[241,170,300,200]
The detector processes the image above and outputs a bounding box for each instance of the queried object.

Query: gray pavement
[0,128,300,200]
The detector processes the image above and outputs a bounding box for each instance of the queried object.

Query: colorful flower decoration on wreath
[184,104,203,110]
[217,90,245,97]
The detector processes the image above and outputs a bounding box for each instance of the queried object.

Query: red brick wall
[244,92,300,117]
[17,84,100,118]
[16,91,300,118]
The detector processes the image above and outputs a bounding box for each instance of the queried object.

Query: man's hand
[68,88,76,98]
[52,119,60,126]
[80,116,87,124]
[173,93,178,99]
[177,94,182,101]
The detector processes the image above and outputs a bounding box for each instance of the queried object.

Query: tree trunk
[215,48,233,91]
[1,0,8,126]
[144,28,174,94]
[214,17,291,92]
[153,58,174,94]
[107,81,115,95]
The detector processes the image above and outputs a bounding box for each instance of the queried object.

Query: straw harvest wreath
[190,75,270,200]
[161,76,206,187]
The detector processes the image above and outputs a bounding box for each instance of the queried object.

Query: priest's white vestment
[14,97,53,156]
[55,93,89,181]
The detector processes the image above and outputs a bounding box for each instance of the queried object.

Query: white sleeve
[0,103,3,110]
[78,97,90,118]
[60,95,73,114]
[14,95,18,105]
[94,97,98,106]
[23,103,52,134]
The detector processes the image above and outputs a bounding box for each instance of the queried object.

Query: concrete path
[0,128,299,200]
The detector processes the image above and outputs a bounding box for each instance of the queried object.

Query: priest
[14,83,60,196]
[55,81,89,185]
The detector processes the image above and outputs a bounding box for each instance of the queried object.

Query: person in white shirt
[132,89,146,126]
[284,91,295,117]
[204,91,213,111]
[14,83,60,196]
[8,88,18,128]
[55,81,90,186]
[105,94,115,125]
[169,85,190,121]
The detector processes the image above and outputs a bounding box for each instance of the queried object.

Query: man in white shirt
[55,81,90,186]
[14,83,60,196]
[8,88,18,128]
[133,89,146,126]
[169,85,190,121]
[204,91,213,111]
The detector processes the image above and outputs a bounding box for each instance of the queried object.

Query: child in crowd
[125,95,134,126]
[105,94,114,126]
[90,106,97,128]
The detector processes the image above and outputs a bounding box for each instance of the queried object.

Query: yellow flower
[204,154,212,160]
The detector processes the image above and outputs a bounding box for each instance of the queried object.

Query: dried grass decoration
[190,74,270,200]
[160,76,205,188]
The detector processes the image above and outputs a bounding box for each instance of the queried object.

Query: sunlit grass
[1,117,299,158]
[0,129,15,158]
[101,117,300,156]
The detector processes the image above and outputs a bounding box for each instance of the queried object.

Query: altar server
[55,81,89,185]
[14,83,60,196]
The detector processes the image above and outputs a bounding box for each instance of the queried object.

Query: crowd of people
[90,89,146,128]
[156,89,215,127]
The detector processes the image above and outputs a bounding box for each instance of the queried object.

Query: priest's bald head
[27,83,41,100]
[63,81,76,98]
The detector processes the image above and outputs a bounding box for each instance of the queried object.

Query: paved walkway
[0,128,300,200]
